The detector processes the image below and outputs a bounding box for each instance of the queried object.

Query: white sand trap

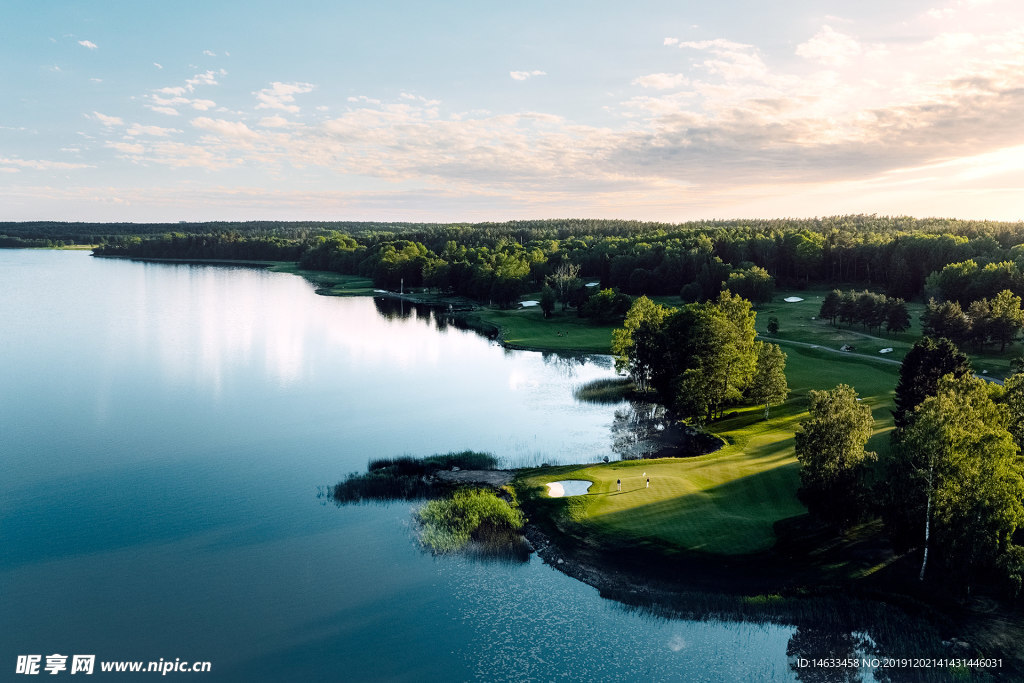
[521,300,539,307]
[784,296,804,303]
[546,480,593,497]
[879,348,894,354]
[585,282,600,287]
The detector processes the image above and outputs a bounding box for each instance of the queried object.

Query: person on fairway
[616,478,621,492]
[646,477,650,488]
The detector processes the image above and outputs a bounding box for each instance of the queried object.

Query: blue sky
[3,0,1024,222]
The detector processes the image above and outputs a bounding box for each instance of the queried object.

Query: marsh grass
[573,377,638,404]
[332,451,498,503]
[417,487,526,554]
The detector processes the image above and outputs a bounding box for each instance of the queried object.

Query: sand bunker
[784,296,804,302]
[546,480,593,497]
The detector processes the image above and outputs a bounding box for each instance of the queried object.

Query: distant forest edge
[6,215,1024,308]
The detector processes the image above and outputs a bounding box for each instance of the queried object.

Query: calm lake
[2,250,826,680]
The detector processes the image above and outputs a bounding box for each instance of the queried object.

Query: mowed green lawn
[475,304,615,353]
[518,331,904,556]
[759,289,1018,379]
[269,264,376,295]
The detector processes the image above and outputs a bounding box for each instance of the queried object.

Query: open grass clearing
[763,288,1019,380]
[473,304,615,354]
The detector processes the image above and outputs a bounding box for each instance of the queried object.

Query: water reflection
[786,626,874,682]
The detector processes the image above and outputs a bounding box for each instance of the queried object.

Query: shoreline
[93,254,608,354]
[516,492,1024,675]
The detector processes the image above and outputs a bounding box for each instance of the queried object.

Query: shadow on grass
[582,463,804,555]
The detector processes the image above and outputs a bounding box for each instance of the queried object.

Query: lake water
[1,250,823,680]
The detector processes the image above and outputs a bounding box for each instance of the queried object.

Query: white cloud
[146,106,180,116]
[91,112,124,126]
[796,25,863,66]
[203,50,217,57]
[145,70,224,116]
[154,63,163,69]
[126,124,182,137]
[632,73,689,89]
[258,116,292,128]
[78,40,98,50]
[0,156,92,170]
[90,78,103,83]
[663,37,679,46]
[185,69,224,91]
[254,82,315,112]
[510,70,546,81]
[192,117,259,140]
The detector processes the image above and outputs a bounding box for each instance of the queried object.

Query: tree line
[59,214,1024,308]
[819,289,910,335]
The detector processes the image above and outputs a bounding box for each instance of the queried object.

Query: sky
[2,0,1024,223]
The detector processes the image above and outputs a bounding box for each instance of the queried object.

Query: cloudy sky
[3,0,1024,222]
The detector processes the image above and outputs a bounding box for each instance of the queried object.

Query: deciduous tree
[794,385,876,528]
[748,342,788,419]
[892,337,972,431]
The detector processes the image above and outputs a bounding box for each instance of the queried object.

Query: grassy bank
[465,305,616,354]
[268,263,375,295]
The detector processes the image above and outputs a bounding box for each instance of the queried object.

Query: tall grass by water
[417,487,526,555]
[573,377,637,404]
[332,451,498,503]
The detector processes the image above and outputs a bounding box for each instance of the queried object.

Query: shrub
[417,488,525,553]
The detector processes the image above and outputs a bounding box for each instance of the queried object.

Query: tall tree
[920,299,971,346]
[892,337,972,431]
[611,296,673,392]
[539,285,556,318]
[794,385,876,528]
[1002,372,1024,454]
[819,289,841,326]
[547,261,581,311]
[748,342,789,419]
[885,299,911,335]
[988,289,1024,352]
[897,375,1024,588]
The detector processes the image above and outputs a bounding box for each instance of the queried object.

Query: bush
[417,488,526,553]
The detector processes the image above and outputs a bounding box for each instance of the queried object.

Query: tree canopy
[892,337,972,431]
[794,385,876,528]
[894,375,1024,591]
